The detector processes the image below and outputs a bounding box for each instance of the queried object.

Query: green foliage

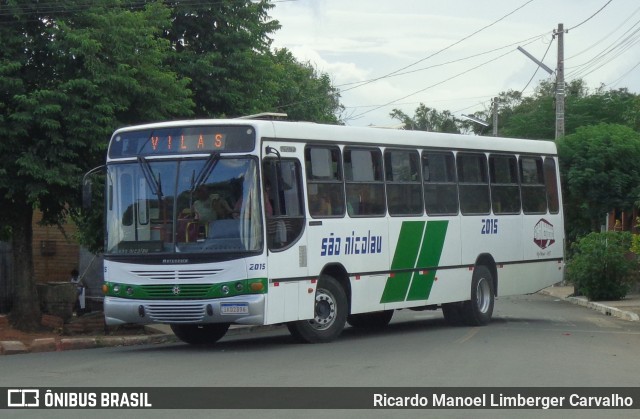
[466,80,640,139]
[165,0,280,117]
[556,123,640,237]
[270,49,343,123]
[566,232,637,301]
[0,0,194,329]
[390,103,460,133]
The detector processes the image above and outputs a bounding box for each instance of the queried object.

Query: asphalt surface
[1,285,638,355]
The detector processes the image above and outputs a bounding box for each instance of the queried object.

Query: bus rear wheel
[170,323,230,345]
[287,275,347,343]
[461,265,494,326]
[347,310,394,329]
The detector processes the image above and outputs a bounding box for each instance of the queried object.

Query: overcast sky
[268,0,640,127]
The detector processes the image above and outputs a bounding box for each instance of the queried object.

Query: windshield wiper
[137,156,163,200]
[190,152,221,193]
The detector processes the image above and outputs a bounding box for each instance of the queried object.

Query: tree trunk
[9,208,41,331]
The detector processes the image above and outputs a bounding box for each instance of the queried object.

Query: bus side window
[305,146,345,218]
[345,147,385,217]
[520,157,547,214]
[489,154,521,215]
[263,158,305,251]
[385,149,422,216]
[457,153,491,215]
[544,157,560,214]
[423,151,458,215]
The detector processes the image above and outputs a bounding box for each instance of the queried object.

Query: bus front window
[105,157,263,256]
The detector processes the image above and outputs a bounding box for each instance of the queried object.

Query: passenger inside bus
[193,185,232,222]
[311,192,332,216]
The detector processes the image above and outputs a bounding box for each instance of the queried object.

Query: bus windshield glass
[105,157,263,255]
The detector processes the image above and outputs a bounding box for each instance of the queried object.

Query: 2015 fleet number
[481,218,498,235]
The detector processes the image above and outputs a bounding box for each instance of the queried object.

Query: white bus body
[101,119,564,344]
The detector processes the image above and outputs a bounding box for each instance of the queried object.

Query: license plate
[221,303,249,315]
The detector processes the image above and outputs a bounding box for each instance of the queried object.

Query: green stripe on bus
[406,220,449,301]
[380,221,425,303]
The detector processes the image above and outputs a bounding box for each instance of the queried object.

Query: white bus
[100,118,564,344]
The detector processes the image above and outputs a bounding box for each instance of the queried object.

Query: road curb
[0,323,283,356]
[565,297,640,322]
[540,289,640,322]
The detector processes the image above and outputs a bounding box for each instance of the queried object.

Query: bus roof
[112,119,558,156]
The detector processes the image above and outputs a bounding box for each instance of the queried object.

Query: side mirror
[82,165,105,209]
[82,178,93,209]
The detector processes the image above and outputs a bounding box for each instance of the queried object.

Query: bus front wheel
[461,265,494,326]
[170,323,230,345]
[287,275,347,343]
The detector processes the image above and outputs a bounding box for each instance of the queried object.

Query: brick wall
[32,210,80,284]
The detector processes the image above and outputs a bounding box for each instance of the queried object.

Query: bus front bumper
[104,295,266,326]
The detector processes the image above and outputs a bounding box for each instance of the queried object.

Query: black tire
[441,302,465,325]
[461,265,495,326]
[287,275,347,343]
[170,323,230,345]
[347,310,394,329]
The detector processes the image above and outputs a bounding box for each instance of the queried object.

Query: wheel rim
[309,288,337,330]
[476,277,492,313]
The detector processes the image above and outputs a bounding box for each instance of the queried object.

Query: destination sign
[108,125,256,158]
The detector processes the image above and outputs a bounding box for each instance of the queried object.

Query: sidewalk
[0,315,278,356]
[538,285,640,322]
[2,287,639,355]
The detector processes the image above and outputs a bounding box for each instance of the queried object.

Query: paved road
[2,293,640,419]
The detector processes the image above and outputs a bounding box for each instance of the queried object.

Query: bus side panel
[497,261,563,296]
[513,212,564,295]
[460,214,524,267]
[422,268,472,305]
[307,217,390,312]
[265,281,303,324]
[382,217,462,310]
[350,274,389,315]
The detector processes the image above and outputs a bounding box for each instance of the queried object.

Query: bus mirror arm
[82,165,105,209]
[265,146,281,161]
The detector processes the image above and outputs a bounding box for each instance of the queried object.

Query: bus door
[261,143,312,323]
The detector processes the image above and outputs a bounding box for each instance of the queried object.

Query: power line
[566,19,640,80]
[566,6,640,61]
[348,47,519,120]
[337,33,547,90]
[604,58,640,88]
[340,0,537,93]
[566,0,613,31]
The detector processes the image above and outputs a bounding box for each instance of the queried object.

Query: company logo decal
[534,219,555,249]
[381,220,449,303]
[172,285,181,296]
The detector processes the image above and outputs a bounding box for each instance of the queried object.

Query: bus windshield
[105,156,263,255]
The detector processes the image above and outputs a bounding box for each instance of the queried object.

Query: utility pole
[555,23,565,140]
[492,97,498,137]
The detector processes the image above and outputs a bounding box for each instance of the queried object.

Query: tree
[164,0,281,117]
[390,103,461,133]
[163,2,343,123]
[556,123,640,238]
[468,79,640,140]
[0,0,193,330]
[269,49,343,123]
